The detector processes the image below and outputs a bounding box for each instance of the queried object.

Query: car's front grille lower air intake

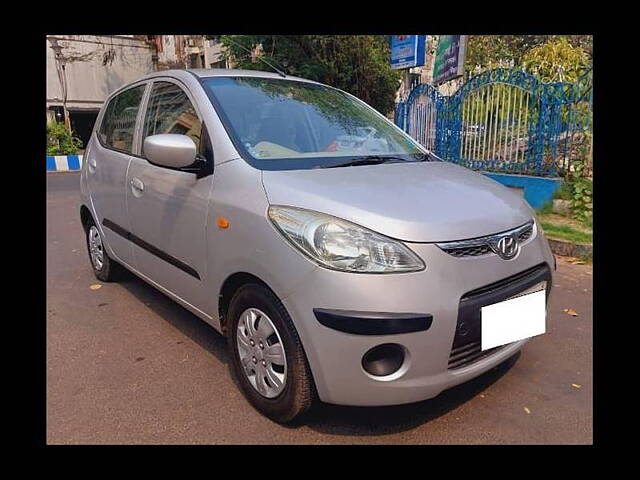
[448,263,552,370]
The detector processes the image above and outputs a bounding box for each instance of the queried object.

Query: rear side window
[142,82,202,155]
[98,84,146,153]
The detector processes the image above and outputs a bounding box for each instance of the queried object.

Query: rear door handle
[130,177,144,193]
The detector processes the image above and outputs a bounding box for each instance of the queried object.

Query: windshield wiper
[325,155,409,169]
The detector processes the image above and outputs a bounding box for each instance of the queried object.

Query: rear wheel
[84,217,123,282]
[227,283,315,423]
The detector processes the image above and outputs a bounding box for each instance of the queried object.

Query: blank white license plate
[481,283,547,351]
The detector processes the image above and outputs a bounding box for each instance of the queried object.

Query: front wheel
[227,284,316,423]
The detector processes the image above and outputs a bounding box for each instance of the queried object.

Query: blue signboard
[390,35,427,70]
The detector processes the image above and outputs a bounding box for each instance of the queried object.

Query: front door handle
[130,177,144,193]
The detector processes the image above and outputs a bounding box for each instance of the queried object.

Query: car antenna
[223,36,288,78]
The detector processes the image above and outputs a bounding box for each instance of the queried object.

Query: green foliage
[218,35,401,115]
[550,160,592,224]
[536,200,554,215]
[554,181,573,201]
[466,36,538,71]
[568,168,592,224]
[521,37,591,83]
[549,166,592,225]
[47,122,82,155]
[465,35,592,74]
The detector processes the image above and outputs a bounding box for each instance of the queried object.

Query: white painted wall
[158,35,179,65]
[46,35,155,110]
[204,38,225,68]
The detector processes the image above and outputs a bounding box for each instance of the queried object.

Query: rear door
[125,79,214,312]
[85,82,148,267]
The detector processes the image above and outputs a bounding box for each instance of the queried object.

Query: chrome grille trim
[436,221,535,258]
[448,341,506,370]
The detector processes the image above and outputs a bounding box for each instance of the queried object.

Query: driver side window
[142,81,202,156]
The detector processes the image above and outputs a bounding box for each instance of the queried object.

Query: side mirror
[144,134,197,169]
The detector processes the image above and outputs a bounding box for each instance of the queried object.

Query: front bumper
[280,226,555,406]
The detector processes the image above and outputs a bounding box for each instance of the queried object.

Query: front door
[125,79,213,312]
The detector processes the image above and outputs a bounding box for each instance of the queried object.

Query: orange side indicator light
[216,217,230,229]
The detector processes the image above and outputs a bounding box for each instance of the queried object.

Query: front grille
[441,243,492,258]
[448,341,505,370]
[437,221,534,258]
[517,225,534,243]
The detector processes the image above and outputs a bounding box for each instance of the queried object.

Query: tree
[217,35,402,115]
[465,35,592,75]
[521,37,591,83]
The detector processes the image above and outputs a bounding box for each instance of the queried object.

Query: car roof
[140,68,322,85]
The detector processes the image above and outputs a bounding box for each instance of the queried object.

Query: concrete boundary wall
[483,173,562,210]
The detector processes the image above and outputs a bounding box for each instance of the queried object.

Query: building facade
[47,35,156,146]
[146,35,227,70]
[46,35,230,148]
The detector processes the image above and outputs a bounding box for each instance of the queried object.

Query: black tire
[227,283,316,423]
[83,216,123,282]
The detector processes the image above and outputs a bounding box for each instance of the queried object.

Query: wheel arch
[80,204,93,232]
[218,272,276,336]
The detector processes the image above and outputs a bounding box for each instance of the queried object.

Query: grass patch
[540,221,592,245]
[538,212,592,245]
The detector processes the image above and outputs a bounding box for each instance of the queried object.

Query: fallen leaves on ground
[559,256,587,265]
[89,284,102,290]
[563,308,578,316]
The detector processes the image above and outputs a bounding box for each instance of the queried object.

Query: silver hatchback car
[80,68,555,423]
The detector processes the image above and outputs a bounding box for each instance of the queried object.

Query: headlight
[268,206,425,273]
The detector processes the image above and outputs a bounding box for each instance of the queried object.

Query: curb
[47,155,83,172]
[547,238,592,258]
[552,199,572,216]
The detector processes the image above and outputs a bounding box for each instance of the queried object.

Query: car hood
[261,161,534,243]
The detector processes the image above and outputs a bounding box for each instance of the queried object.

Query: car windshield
[201,76,429,169]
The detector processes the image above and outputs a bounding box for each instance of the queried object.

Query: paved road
[47,172,592,444]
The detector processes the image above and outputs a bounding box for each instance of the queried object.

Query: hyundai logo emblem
[493,234,519,260]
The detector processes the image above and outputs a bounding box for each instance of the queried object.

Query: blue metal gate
[395,68,592,177]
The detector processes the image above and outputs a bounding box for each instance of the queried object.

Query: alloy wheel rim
[88,226,104,271]
[236,308,287,398]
